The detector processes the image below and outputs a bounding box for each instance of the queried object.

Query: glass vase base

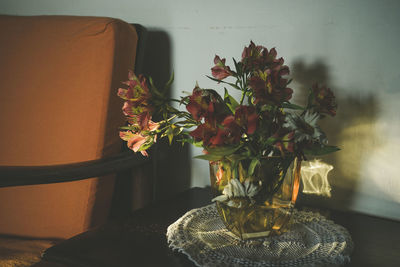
[216,201,294,240]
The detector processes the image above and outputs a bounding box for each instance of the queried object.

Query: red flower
[241,41,286,73]
[249,70,293,105]
[208,115,242,146]
[190,118,219,146]
[186,86,229,122]
[241,41,263,71]
[211,55,232,80]
[311,84,337,116]
[234,105,258,134]
[190,113,245,147]
[186,86,211,121]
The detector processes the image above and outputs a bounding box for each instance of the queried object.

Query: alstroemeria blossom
[234,105,258,134]
[241,41,286,73]
[311,83,337,116]
[119,118,159,157]
[186,86,210,121]
[209,115,242,146]
[249,69,293,105]
[118,72,151,105]
[119,131,148,156]
[117,71,154,131]
[190,118,219,146]
[211,55,232,80]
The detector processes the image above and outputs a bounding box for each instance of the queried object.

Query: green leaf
[194,153,224,161]
[304,145,340,156]
[248,158,260,176]
[205,144,242,157]
[226,153,248,163]
[206,75,241,90]
[224,88,239,113]
[148,77,164,98]
[178,137,203,147]
[167,125,183,144]
[119,126,134,130]
[282,103,305,110]
[164,71,174,91]
[232,57,242,76]
[264,137,277,145]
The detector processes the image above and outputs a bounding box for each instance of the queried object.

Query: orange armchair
[0,15,149,241]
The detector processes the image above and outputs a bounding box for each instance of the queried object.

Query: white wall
[2,0,399,220]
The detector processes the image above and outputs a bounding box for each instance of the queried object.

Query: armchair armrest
[0,151,149,188]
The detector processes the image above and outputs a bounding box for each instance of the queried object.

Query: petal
[128,70,135,80]
[127,134,147,152]
[246,113,258,134]
[119,131,134,141]
[140,150,149,157]
[122,101,134,116]
[209,129,226,146]
[117,88,129,99]
[147,120,160,131]
[212,195,228,202]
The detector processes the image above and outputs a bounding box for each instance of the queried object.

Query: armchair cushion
[0,15,138,238]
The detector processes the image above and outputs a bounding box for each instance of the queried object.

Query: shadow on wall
[291,59,381,212]
[141,30,191,202]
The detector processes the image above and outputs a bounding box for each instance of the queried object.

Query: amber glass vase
[210,157,301,240]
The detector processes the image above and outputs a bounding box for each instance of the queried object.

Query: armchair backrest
[0,15,139,238]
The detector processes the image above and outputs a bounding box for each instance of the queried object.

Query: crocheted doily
[167,204,353,267]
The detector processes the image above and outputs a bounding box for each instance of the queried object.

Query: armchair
[0,15,150,266]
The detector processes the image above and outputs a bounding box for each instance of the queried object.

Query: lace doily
[167,204,353,267]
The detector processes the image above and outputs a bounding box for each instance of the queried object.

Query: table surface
[35,187,400,267]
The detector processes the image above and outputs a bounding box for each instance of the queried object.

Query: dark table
[35,187,400,267]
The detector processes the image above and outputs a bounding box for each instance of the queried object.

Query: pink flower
[119,131,148,156]
[118,74,150,106]
[147,120,160,131]
[122,101,134,116]
[117,71,154,130]
[119,116,159,157]
[211,55,232,80]
[126,111,151,130]
[117,87,134,100]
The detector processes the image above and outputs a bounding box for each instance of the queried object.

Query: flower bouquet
[118,41,338,239]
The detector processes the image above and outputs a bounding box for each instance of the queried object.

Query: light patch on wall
[301,159,333,197]
[358,120,400,203]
